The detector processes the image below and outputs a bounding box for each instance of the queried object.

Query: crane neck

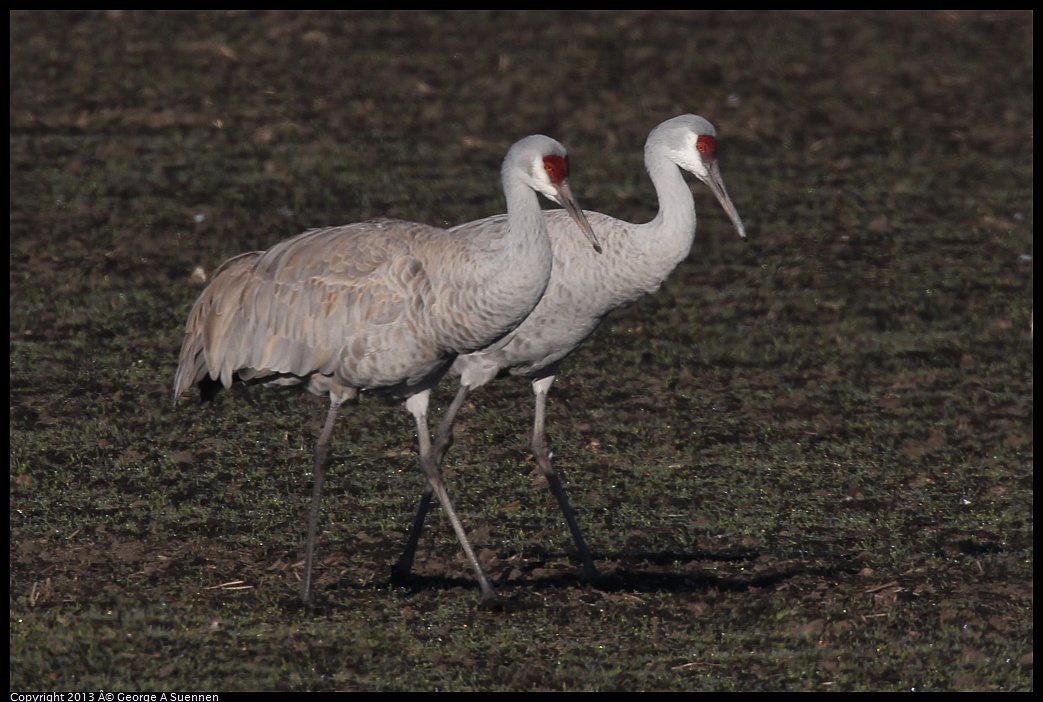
[644,148,697,237]
[502,177,551,253]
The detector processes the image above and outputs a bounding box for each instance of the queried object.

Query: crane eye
[542,155,569,184]
[696,135,718,160]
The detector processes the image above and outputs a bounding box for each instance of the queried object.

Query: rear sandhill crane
[173,135,601,605]
[393,115,746,583]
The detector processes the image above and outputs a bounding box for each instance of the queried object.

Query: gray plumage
[173,135,601,605]
[394,115,747,583]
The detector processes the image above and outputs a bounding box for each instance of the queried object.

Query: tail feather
[173,251,263,406]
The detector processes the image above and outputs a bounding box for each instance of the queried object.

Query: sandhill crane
[173,135,601,605]
[393,115,746,584]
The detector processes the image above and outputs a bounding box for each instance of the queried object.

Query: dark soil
[10,10,1032,691]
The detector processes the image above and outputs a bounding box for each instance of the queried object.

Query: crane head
[505,134,603,254]
[651,115,748,241]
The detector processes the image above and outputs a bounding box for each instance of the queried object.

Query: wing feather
[174,219,452,401]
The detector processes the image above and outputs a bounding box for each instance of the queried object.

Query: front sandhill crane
[393,115,746,584]
[173,135,601,605]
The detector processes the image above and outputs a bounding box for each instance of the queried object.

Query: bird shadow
[494,546,861,597]
[291,546,863,615]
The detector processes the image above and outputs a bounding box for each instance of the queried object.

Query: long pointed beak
[704,161,747,240]
[552,180,603,254]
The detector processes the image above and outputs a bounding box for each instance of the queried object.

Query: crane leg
[406,391,499,604]
[531,375,600,582]
[300,393,347,604]
[392,485,434,580]
[433,384,471,464]
[393,384,470,579]
[397,377,599,586]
